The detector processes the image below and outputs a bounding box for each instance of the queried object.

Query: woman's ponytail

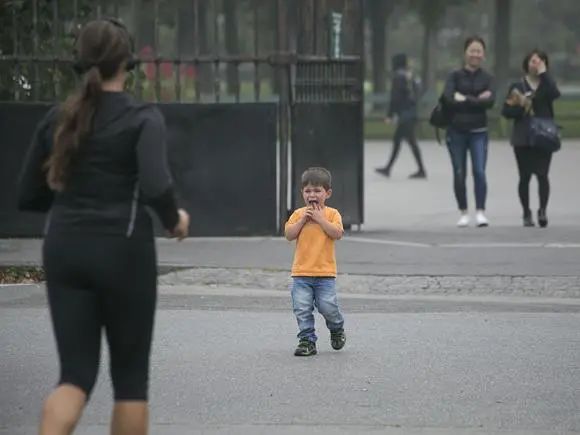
[46,65,102,191]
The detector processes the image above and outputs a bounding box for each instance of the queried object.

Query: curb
[159,267,580,299]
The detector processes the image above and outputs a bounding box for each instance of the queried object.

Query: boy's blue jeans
[291,277,344,343]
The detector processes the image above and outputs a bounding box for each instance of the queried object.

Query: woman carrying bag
[502,49,561,227]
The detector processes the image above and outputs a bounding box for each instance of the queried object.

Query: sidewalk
[1,141,579,297]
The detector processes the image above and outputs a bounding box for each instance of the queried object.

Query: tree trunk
[494,0,511,89]
[224,0,239,96]
[421,20,436,93]
[270,0,281,94]
[368,0,388,106]
[177,1,195,55]
[197,0,213,94]
[297,0,315,54]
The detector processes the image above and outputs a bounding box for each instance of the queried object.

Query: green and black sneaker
[294,338,317,356]
[330,329,346,350]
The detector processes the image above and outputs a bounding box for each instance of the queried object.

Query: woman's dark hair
[522,49,549,73]
[46,19,133,190]
[391,53,408,70]
[464,35,486,52]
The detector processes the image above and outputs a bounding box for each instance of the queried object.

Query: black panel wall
[0,103,52,237]
[0,103,278,237]
[291,102,363,226]
[159,103,277,236]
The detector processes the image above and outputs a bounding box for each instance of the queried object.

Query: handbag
[429,96,451,144]
[521,78,561,153]
[429,71,458,143]
[429,96,450,129]
[528,116,561,152]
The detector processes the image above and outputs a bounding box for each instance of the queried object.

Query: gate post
[289,0,365,229]
[276,0,291,234]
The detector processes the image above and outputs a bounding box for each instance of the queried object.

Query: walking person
[442,36,495,227]
[502,49,560,227]
[285,167,346,357]
[18,19,189,435]
[376,53,427,179]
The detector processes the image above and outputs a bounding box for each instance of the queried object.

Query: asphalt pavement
[1,140,579,434]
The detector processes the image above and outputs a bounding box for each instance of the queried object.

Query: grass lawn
[365,98,580,140]
[130,75,580,139]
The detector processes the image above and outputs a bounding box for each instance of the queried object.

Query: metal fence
[0,0,365,231]
[1,0,362,102]
[1,0,282,103]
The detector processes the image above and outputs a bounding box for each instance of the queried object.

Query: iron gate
[0,0,364,235]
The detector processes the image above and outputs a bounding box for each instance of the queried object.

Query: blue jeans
[291,277,344,343]
[446,129,488,211]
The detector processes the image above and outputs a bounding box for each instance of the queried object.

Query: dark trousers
[446,129,488,211]
[42,232,157,401]
[386,120,425,173]
[513,147,552,213]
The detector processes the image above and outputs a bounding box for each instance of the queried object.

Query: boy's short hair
[301,167,332,190]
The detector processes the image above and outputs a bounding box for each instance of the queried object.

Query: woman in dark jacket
[442,36,495,227]
[376,53,427,179]
[502,49,560,227]
[18,19,189,434]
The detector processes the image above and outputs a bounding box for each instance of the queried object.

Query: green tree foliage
[408,0,474,91]
[538,0,580,40]
[0,0,95,101]
[494,0,511,88]
[366,0,394,99]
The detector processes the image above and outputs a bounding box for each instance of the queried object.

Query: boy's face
[301,183,331,207]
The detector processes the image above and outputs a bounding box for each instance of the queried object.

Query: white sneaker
[475,211,489,227]
[457,214,470,227]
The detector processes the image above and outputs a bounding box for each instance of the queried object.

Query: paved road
[4,234,580,298]
[364,139,580,229]
[1,141,579,434]
[1,285,579,435]
[2,141,579,279]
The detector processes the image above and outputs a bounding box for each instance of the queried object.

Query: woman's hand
[454,92,466,102]
[169,208,190,241]
[506,88,532,109]
[506,88,523,106]
[537,59,547,75]
[478,90,492,99]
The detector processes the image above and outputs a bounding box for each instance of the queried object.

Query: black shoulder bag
[429,72,456,144]
[524,79,561,152]
[528,117,561,152]
[429,95,451,129]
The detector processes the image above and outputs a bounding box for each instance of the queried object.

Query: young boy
[285,167,346,356]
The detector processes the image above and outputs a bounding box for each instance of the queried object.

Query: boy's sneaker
[294,339,317,357]
[330,329,346,350]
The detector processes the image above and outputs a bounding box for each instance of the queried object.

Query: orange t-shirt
[285,206,343,277]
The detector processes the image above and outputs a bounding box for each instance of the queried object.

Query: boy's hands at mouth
[308,202,325,224]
